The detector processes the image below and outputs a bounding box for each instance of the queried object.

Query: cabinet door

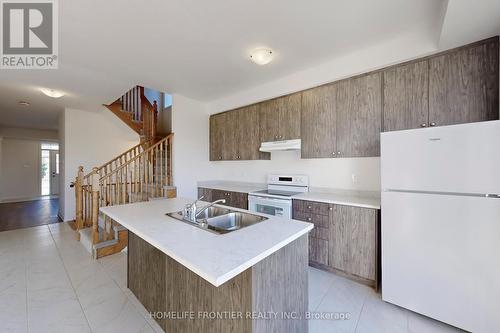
[301,84,337,158]
[429,40,499,126]
[197,188,212,201]
[330,205,377,280]
[234,105,261,160]
[279,93,301,140]
[211,189,227,202]
[383,60,429,131]
[259,99,280,142]
[209,113,226,161]
[336,73,382,157]
[229,192,248,210]
[224,111,239,160]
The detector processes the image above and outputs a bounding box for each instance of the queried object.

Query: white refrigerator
[381,120,500,333]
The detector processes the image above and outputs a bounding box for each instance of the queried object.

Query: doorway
[40,142,60,196]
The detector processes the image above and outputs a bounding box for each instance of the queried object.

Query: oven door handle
[248,195,292,203]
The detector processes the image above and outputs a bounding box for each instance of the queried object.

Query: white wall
[0,138,42,201]
[171,94,210,199]
[60,108,139,221]
[0,127,58,141]
[58,111,66,219]
[0,127,59,202]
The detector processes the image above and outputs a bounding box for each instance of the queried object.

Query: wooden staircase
[71,86,175,259]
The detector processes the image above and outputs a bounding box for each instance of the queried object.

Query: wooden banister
[76,133,174,252]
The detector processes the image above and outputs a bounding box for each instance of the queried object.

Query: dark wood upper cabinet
[301,84,337,158]
[234,105,264,160]
[429,39,499,127]
[259,99,280,142]
[259,93,301,142]
[209,113,226,161]
[279,93,301,140]
[336,73,382,157]
[209,105,266,161]
[383,60,429,131]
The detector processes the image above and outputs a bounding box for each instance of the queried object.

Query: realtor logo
[1,0,58,69]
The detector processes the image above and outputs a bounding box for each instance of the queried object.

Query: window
[41,142,59,150]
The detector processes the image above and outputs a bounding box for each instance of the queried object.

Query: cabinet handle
[329,207,333,211]
[274,135,278,140]
[337,151,341,155]
[279,135,283,139]
[332,152,336,156]
[307,217,312,222]
[421,123,427,128]
[218,156,222,160]
[307,205,312,209]
[430,122,436,127]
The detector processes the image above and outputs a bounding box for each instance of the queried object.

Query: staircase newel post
[152,100,158,139]
[91,167,100,245]
[75,166,84,232]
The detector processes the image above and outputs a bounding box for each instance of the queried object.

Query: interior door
[49,150,60,195]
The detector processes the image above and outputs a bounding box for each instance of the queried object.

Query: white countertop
[197,180,266,194]
[100,198,313,287]
[294,190,381,209]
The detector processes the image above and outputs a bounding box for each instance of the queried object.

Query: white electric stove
[248,174,309,218]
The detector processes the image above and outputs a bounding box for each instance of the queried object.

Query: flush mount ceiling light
[249,48,274,65]
[18,101,30,107]
[40,88,65,98]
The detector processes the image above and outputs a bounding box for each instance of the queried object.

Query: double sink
[167,205,268,234]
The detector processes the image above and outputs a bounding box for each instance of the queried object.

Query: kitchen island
[100,197,313,333]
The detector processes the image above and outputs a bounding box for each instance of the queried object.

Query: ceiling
[0,0,499,131]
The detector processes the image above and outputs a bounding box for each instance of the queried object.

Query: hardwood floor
[0,198,61,232]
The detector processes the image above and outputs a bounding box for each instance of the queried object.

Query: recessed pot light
[40,88,65,98]
[250,48,274,65]
[18,101,30,106]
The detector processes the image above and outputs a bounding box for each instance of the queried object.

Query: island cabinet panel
[259,93,301,142]
[429,39,499,127]
[128,231,309,333]
[336,72,382,157]
[128,232,167,328]
[301,84,337,158]
[383,60,430,132]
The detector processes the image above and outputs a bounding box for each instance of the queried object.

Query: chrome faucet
[183,196,226,223]
[195,199,226,219]
[183,195,204,222]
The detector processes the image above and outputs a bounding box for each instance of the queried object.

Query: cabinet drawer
[293,211,329,228]
[310,226,329,240]
[309,235,328,266]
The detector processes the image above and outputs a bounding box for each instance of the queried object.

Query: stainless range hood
[259,139,301,152]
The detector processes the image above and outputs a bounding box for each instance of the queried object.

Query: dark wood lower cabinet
[293,199,379,287]
[198,187,248,210]
[128,232,309,333]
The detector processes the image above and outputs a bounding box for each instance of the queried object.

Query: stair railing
[75,134,173,244]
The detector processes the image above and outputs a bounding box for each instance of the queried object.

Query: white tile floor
[0,223,465,333]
